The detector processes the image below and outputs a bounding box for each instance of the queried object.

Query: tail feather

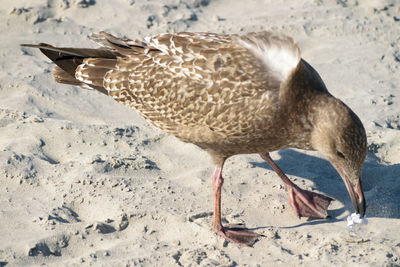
[21,32,149,95]
[76,59,116,88]
[52,66,81,86]
[89,31,157,55]
[52,66,108,94]
[83,58,118,69]
[21,43,119,95]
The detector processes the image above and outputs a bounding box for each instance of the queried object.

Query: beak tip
[357,198,366,218]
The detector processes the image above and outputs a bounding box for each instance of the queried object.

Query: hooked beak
[337,165,366,217]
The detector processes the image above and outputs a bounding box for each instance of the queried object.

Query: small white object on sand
[347,213,368,227]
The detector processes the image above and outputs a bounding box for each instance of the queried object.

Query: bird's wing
[85,32,301,139]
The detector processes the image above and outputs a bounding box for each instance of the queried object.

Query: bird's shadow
[249,149,400,220]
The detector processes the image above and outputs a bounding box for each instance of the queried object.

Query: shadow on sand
[249,149,400,220]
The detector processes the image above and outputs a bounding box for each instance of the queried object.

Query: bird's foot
[287,185,333,219]
[214,224,260,247]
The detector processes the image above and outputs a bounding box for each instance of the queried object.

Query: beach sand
[1,0,399,265]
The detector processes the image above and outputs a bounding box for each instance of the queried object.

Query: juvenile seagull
[22,31,367,246]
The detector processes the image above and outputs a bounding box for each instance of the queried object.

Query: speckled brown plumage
[22,31,367,246]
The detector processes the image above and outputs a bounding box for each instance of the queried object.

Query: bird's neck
[277,60,337,150]
[307,95,352,151]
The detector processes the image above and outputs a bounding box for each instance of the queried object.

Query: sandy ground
[1,0,400,266]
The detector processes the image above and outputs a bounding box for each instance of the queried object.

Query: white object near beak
[347,213,368,227]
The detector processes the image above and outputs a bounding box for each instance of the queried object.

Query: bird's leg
[211,165,260,246]
[260,152,332,219]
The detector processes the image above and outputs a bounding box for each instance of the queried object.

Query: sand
[1,0,399,266]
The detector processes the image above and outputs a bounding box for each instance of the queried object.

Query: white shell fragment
[347,213,368,228]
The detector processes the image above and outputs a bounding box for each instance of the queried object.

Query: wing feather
[235,31,301,86]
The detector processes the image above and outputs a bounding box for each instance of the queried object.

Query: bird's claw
[287,185,333,219]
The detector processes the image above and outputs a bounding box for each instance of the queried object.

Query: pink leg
[260,152,332,219]
[212,164,260,246]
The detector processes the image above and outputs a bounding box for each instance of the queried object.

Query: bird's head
[311,97,367,217]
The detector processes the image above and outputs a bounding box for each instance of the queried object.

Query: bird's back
[24,31,311,158]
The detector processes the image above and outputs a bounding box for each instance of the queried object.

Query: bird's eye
[337,151,345,159]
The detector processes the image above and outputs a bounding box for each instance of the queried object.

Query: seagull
[22,31,367,246]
